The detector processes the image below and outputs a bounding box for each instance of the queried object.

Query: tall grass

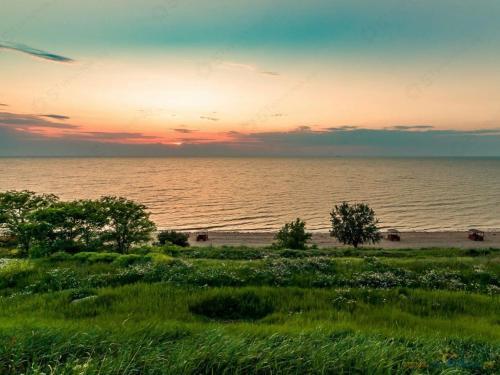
[0,246,499,374]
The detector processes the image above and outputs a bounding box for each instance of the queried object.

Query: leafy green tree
[330,202,381,248]
[72,200,108,249]
[99,196,156,253]
[0,190,58,254]
[157,230,190,247]
[274,218,312,250]
[30,200,108,254]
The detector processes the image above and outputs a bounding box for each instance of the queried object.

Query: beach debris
[468,229,484,242]
[196,231,209,242]
[387,229,401,242]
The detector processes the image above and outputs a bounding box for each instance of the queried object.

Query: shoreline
[185,231,500,249]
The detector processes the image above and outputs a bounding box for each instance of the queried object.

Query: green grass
[0,246,499,374]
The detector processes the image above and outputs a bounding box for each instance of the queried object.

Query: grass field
[0,245,499,374]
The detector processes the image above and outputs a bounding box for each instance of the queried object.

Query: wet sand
[187,231,500,249]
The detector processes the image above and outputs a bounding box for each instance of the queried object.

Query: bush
[31,268,80,292]
[49,252,73,262]
[157,230,190,247]
[189,291,274,320]
[274,218,312,250]
[72,252,123,264]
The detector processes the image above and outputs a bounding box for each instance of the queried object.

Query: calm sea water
[0,158,499,232]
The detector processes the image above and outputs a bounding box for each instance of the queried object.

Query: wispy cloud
[74,131,159,141]
[220,61,279,77]
[260,71,280,76]
[389,125,435,130]
[325,126,358,131]
[0,103,8,107]
[200,115,219,122]
[0,41,74,63]
[173,128,198,134]
[39,114,71,120]
[0,112,78,129]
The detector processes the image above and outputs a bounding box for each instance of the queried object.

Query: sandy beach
[187,231,500,249]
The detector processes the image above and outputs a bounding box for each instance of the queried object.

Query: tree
[0,190,58,254]
[330,202,381,248]
[99,196,156,253]
[30,200,108,254]
[274,218,312,250]
[157,230,190,247]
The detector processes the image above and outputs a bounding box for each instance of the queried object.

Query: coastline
[186,231,500,249]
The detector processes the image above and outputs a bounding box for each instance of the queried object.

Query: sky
[1,0,500,156]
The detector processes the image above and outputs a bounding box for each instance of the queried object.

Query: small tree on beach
[99,196,156,253]
[0,190,58,254]
[330,202,381,248]
[274,218,312,250]
[157,230,190,247]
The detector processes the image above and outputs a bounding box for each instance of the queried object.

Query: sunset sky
[1,0,500,156]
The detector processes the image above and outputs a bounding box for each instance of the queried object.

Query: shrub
[130,245,156,255]
[157,230,190,247]
[274,218,312,250]
[73,252,120,264]
[49,252,73,262]
[279,249,309,258]
[31,268,80,292]
[28,244,54,259]
[330,202,381,248]
[189,290,274,320]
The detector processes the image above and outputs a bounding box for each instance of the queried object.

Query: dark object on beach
[386,229,401,242]
[196,231,209,242]
[468,229,484,242]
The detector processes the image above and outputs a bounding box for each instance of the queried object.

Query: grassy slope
[0,246,499,374]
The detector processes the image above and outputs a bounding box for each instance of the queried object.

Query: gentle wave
[0,157,499,232]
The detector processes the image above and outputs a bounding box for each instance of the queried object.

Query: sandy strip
[187,231,500,249]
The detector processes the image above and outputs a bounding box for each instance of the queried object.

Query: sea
[0,157,499,232]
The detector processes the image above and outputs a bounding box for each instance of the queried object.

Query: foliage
[0,191,158,255]
[157,230,190,247]
[189,290,274,320]
[0,259,34,289]
[0,190,58,254]
[30,201,103,254]
[274,218,312,250]
[72,252,120,264]
[99,196,156,253]
[330,202,382,248]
